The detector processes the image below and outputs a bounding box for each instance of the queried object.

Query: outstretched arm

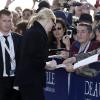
[5,0,15,9]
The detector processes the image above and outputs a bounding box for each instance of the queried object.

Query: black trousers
[0,77,21,100]
[19,83,45,100]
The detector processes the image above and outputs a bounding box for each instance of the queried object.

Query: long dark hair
[48,18,67,49]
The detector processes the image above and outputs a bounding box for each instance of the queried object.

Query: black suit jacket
[0,33,22,77]
[16,21,48,86]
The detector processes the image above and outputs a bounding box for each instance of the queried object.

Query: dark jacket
[70,41,100,57]
[0,33,22,77]
[15,21,48,86]
[71,41,100,77]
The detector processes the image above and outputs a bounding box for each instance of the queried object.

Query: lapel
[0,41,2,59]
[11,33,17,53]
[0,38,4,75]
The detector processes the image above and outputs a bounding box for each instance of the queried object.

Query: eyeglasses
[77,30,88,34]
[52,27,62,31]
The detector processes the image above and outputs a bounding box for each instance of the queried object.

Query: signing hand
[46,60,57,70]
[64,63,75,72]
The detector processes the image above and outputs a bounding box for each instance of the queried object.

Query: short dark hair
[36,1,50,13]
[23,9,32,14]
[78,23,92,33]
[0,9,11,17]
[79,13,93,24]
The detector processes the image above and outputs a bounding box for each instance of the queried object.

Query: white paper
[73,54,99,69]
[13,86,19,91]
[46,62,66,70]
[56,64,66,69]
[48,55,62,58]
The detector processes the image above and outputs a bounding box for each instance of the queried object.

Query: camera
[94,12,100,21]
[67,26,77,38]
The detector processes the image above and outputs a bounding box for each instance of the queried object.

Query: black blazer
[0,33,22,77]
[16,21,48,86]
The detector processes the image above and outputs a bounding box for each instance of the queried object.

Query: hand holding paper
[63,57,76,65]
[46,60,57,70]
[64,63,75,72]
[73,54,100,69]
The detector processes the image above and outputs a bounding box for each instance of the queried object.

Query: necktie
[3,36,11,76]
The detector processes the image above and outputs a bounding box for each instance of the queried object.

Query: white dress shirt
[0,32,16,77]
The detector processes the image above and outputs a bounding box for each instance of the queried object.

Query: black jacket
[0,33,22,77]
[16,21,48,86]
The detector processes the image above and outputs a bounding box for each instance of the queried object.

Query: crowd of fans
[2,0,100,77]
[0,0,100,100]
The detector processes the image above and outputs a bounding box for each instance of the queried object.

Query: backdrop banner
[44,69,68,100]
[68,72,100,100]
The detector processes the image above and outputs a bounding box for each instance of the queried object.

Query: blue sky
[0,0,96,11]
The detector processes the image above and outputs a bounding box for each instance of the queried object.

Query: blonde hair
[27,8,56,28]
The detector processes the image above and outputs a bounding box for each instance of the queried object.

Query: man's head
[0,9,12,34]
[77,23,92,44]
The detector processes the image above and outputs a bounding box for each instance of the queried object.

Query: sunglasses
[52,27,62,31]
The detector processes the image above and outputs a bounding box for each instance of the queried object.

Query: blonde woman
[15,8,56,100]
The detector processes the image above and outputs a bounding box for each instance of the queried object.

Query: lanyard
[84,41,91,53]
[78,41,91,54]
[0,36,16,76]
[1,40,7,76]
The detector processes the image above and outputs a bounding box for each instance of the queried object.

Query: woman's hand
[64,63,75,72]
[63,35,70,50]
[45,60,57,70]
[60,51,69,59]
